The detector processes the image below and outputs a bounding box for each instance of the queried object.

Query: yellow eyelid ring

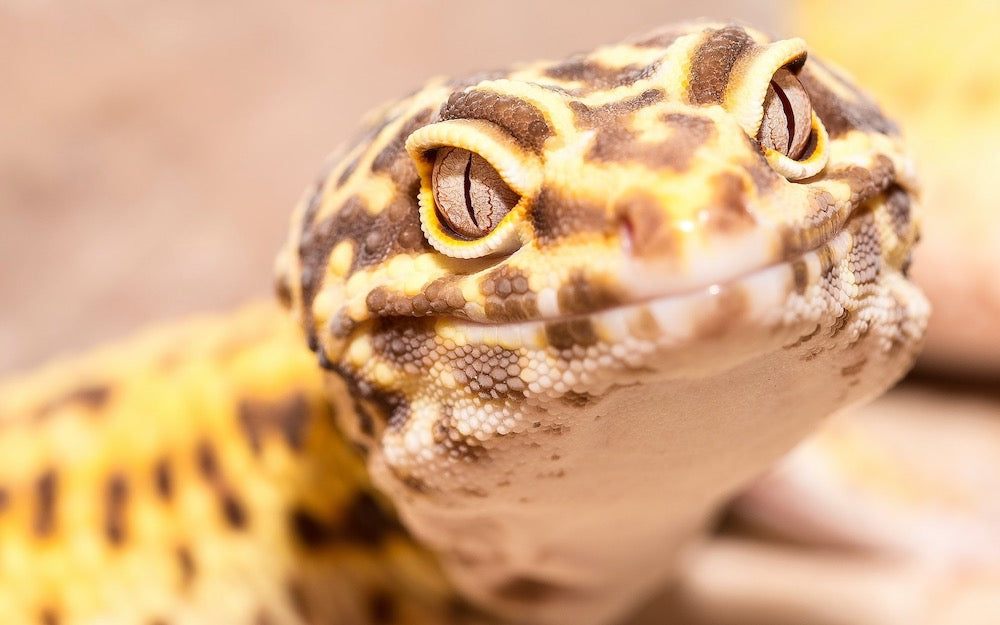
[406,119,544,258]
[762,110,829,180]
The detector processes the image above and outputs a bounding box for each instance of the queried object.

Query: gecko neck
[326,325,917,625]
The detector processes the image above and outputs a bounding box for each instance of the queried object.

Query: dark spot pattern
[438,90,552,153]
[290,491,400,549]
[688,26,755,105]
[153,457,173,501]
[34,469,57,537]
[195,441,249,530]
[238,393,311,455]
[40,608,59,625]
[104,473,128,546]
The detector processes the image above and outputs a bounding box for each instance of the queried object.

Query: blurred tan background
[0,0,781,376]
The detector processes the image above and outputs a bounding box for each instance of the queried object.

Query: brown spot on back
[545,319,598,350]
[238,393,311,454]
[290,491,401,550]
[439,90,552,153]
[105,472,128,546]
[34,469,57,537]
[688,26,755,105]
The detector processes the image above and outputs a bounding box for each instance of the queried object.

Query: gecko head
[275,22,926,511]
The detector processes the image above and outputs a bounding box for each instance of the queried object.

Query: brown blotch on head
[221,492,248,529]
[371,108,434,184]
[570,88,664,129]
[543,58,661,90]
[531,187,609,245]
[688,26,755,105]
[439,90,552,153]
[238,393,311,455]
[153,457,173,501]
[546,319,598,350]
[494,576,566,604]
[557,271,621,315]
[104,472,129,546]
[34,469,57,537]
[694,287,748,339]
[585,112,714,172]
[616,191,677,259]
[798,63,897,138]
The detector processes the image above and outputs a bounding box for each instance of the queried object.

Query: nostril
[614,192,676,258]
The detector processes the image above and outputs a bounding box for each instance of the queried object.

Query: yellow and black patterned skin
[0,21,927,625]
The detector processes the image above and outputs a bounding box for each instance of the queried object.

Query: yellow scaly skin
[0,21,928,625]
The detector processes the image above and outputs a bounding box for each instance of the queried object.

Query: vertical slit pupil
[462,152,478,227]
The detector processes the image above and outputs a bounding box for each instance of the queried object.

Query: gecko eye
[757,68,812,160]
[432,147,520,239]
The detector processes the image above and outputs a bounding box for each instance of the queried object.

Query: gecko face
[277,22,925,503]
